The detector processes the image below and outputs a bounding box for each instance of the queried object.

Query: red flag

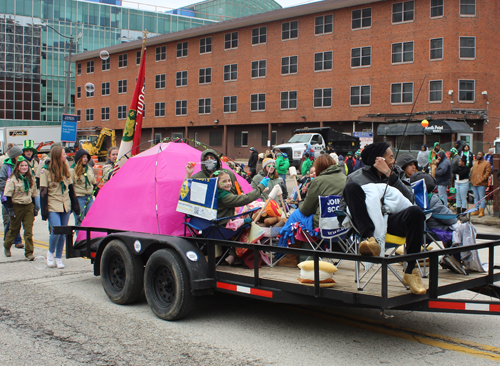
[117,50,146,159]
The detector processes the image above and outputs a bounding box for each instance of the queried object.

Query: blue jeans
[437,185,448,206]
[73,195,93,226]
[48,211,71,259]
[472,185,487,210]
[455,181,468,209]
[278,174,287,185]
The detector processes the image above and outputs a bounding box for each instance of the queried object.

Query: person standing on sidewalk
[449,148,461,187]
[3,157,38,260]
[470,151,492,217]
[452,156,470,214]
[40,146,80,269]
[247,147,258,181]
[435,151,451,206]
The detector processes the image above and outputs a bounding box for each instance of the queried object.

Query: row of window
[76,1,477,75]
[78,79,477,122]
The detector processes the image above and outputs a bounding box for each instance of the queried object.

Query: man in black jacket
[340,142,426,295]
[435,151,451,206]
[248,147,258,180]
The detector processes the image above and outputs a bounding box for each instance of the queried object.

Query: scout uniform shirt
[4,175,38,204]
[40,167,72,212]
[26,158,39,178]
[70,166,96,196]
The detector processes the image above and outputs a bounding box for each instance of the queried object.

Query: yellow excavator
[80,128,116,160]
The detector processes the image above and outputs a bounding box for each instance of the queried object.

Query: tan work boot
[470,209,479,216]
[403,268,427,295]
[478,208,485,217]
[277,242,300,267]
[359,237,381,257]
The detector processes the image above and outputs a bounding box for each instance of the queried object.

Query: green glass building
[0,0,280,127]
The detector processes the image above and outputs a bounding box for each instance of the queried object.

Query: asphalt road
[1,214,500,365]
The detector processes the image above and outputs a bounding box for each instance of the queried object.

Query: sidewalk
[469,213,500,227]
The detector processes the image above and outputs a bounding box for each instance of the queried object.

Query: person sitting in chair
[339,142,427,295]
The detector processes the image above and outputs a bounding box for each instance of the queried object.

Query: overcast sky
[124,0,318,12]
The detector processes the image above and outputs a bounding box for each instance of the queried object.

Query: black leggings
[343,182,425,273]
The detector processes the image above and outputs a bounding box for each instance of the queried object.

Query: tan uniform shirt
[70,167,96,196]
[102,163,114,184]
[27,158,39,178]
[40,168,72,212]
[4,175,38,204]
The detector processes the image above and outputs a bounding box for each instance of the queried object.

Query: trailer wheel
[100,240,144,305]
[144,249,194,321]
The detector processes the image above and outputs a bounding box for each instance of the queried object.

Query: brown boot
[478,208,485,217]
[470,209,479,216]
[276,242,300,268]
[359,237,381,256]
[402,268,427,295]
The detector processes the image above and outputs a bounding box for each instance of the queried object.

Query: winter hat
[8,145,22,159]
[347,151,353,156]
[450,147,458,155]
[282,152,288,158]
[410,171,436,192]
[355,150,361,156]
[22,140,37,154]
[74,149,91,164]
[330,153,339,164]
[250,147,255,151]
[361,142,390,166]
[262,158,276,170]
[338,155,344,162]
[396,153,418,170]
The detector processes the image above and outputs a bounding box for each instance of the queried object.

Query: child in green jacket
[301,153,313,176]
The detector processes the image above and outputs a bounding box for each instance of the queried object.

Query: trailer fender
[94,233,214,294]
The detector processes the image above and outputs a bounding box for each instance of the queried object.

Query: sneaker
[359,237,381,257]
[15,243,25,249]
[4,247,11,257]
[402,268,427,295]
[55,258,65,269]
[25,254,35,261]
[47,251,56,268]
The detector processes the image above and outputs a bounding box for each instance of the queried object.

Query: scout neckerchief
[44,163,67,195]
[18,174,30,194]
[71,163,91,189]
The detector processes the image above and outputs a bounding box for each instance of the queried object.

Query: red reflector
[428,301,465,310]
[90,252,96,258]
[216,282,273,298]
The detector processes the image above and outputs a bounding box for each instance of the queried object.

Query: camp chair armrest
[216,206,261,222]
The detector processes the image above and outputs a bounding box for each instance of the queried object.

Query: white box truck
[0,126,62,153]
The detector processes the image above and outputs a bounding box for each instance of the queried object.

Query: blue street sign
[61,114,78,142]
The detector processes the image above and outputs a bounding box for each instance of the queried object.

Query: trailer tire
[144,249,194,321]
[100,240,144,305]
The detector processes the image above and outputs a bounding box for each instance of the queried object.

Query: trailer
[56,226,500,321]
[0,126,62,153]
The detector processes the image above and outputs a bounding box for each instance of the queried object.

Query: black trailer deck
[60,226,500,318]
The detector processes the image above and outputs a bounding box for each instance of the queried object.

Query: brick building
[73,0,498,159]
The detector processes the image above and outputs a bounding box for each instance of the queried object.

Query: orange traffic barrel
[93,166,104,188]
[91,155,98,164]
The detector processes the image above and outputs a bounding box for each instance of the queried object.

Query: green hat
[23,140,37,154]
[355,149,361,156]
[17,156,26,163]
[450,147,458,155]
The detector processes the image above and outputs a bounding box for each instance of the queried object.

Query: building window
[252,27,267,45]
[251,60,266,78]
[176,71,188,87]
[315,15,333,35]
[459,80,475,102]
[234,131,248,147]
[200,37,212,54]
[199,68,212,84]
[86,108,94,122]
[76,110,81,121]
[281,56,298,75]
[282,21,298,40]
[429,80,443,102]
[251,93,266,111]
[77,63,81,75]
[262,130,277,146]
[350,85,371,106]
[176,100,188,116]
[351,47,371,67]
[86,61,94,73]
[198,98,211,115]
[118,105,127,119]
[86,88,94,98]
[209,131,222,147]
[391,82,413,104]
[118,80,127,94]
[155,74,166,89]
[156,46,166,61]
[102,58,110,71]
[224,32,238,50]
[101,107,110,121]
[460,0,475,16]
[118,53,128,68]
[352,8,372,29]
[101,82,110,96]
[76,86,81,99]
[392,1,414,23]
[430,38,443,60]
[313,88,332,108]
[459,37,475,59]
[224,64,238,81]
[281,91,297,110]
[176,41,188,58]
[224,96,237,113]
[155,102,166,117]
[314,51,333,71]
[136,51,141,65]
[392,41,414,63]
[431,0,444,17]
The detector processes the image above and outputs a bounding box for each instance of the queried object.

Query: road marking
[284,305,500,362]
[0,231,61,252]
